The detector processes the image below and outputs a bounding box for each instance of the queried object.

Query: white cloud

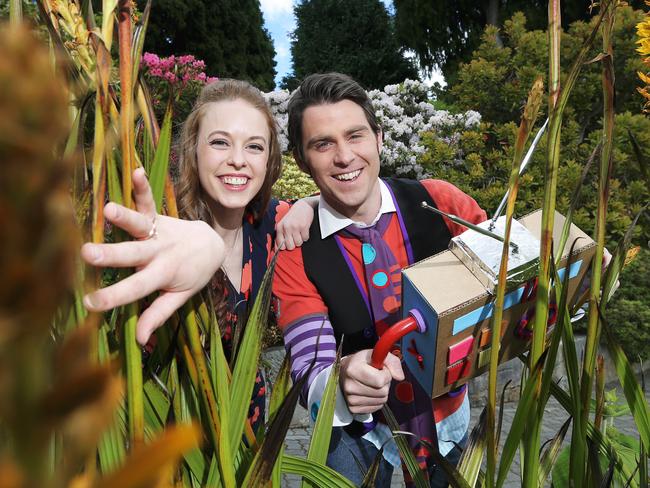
[260,0,293,20]
[276,43,289,59]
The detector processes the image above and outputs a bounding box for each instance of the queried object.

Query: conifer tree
[282,0,417,90]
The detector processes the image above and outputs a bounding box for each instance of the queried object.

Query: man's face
[299,100,382,224]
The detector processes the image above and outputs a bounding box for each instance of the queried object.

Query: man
[272,72,486,487]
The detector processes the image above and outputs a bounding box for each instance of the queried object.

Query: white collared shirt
[318,179,396,239]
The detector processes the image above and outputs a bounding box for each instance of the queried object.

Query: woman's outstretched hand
[81,168,224,344]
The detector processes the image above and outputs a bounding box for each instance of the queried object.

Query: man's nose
[334,142,355,165]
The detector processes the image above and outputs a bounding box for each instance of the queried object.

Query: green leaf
[538,417,571,485]
[495,349,548,488]
[302,342,343,488]
[600,309,650,451]
[97,324,126,473]
[601,204,648,304]
[149,106,172,213]
[131,0,151,85]
[381,405,429,488]
[457,406,487,487]
[229,256,276,449]
[241,350,312,486]
[282,454,356,488]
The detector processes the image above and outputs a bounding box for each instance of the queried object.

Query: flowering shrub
[369,79,481,177]
[141,52,217,123]
[263,79,480,178]
[272,155,319,200]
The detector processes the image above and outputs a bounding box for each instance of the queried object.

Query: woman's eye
[247,143,265,152]
[209,139,228,147]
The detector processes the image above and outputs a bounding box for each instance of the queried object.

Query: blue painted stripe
[451,259,583,335]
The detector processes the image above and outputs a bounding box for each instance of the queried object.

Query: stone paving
[281,388,648,487]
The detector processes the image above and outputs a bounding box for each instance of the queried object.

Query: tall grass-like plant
[4,0,650,486]
[7,1,357,486]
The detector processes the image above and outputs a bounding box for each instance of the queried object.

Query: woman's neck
[209,204,246,241]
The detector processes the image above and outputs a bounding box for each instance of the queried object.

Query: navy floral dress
[215,199,290,434]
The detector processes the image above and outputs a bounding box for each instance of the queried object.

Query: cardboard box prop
[391,210,595,399]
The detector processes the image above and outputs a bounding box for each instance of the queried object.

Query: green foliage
[447,8,647,130]
[134,0,276,90]
[417,113,650,248]
[282,0,418,90]
[394,0,647,82]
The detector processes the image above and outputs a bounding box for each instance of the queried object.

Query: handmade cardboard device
[372,209,596,399]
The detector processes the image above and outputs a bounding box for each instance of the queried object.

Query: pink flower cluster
[141,52,218,86]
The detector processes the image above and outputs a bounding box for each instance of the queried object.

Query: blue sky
[260,0,410,88]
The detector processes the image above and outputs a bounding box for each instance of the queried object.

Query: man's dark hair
[287,72,380,166]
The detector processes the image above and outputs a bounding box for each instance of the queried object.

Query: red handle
[370,311,425,369]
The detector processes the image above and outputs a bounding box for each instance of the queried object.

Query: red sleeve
[272,247,328,330]
[420,179,487,237]
[274,200,291,226]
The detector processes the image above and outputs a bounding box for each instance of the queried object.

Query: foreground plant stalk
[486,77,543,487]
[580,2,616,484]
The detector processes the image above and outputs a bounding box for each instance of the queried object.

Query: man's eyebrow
[306,126,370,147]
[345,125,369,135]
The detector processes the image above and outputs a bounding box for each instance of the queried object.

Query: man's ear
[293,149,311,176]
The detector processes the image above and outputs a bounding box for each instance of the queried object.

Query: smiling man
[273,73,486,487]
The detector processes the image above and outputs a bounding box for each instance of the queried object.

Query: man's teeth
[222,176,248,185]
[334,169,361,181]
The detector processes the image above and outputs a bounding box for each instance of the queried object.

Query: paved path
[281,387,648,487]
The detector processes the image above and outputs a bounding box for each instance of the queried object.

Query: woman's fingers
[104,202,154,239]
[83,265,166,312]
[136,291,192,345]
[81,240,157,269]
[132,167,157,218]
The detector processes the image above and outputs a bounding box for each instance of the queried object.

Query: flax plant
[485,77,544,488]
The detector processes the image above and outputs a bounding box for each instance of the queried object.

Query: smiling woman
[164,79,316,432]
[82,79,318,434]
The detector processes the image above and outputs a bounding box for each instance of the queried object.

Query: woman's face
[196,99,270,215]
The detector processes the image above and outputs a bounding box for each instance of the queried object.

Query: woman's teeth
[222,176,248,185]
[334,169,361,181]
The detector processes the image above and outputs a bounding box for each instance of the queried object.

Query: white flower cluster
[263,79,481,177]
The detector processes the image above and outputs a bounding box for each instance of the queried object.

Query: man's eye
[315,141,331,150]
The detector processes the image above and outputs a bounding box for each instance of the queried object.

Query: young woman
[84,79,314,432]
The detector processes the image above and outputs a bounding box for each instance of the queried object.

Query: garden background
[1,0,650,487]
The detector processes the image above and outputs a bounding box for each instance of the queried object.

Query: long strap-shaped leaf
[282,454,356,488]
[96,424,200,488]
[495,349,548,488]
[229,256,277,449]
[302,342,343,488]
[549,382,641,485]
[381,405,429,488]
[457,406,487,487]
[599,306,650,450]
[148,107,172,213]
[486,76,543,487]
[242,348,313,486]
